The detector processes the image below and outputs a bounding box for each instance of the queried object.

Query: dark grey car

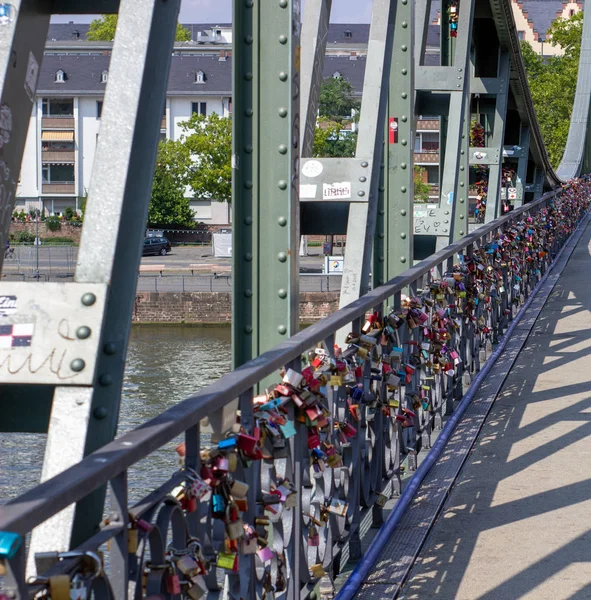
[142,237,171,256]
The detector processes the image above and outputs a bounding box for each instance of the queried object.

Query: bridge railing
[0,185,589,600]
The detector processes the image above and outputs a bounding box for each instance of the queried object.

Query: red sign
[389,117,398,144]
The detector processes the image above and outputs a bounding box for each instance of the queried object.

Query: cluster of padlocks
[448,0,460,37]
[1,180,590,599]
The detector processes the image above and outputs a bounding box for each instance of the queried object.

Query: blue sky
[52,0,373,24]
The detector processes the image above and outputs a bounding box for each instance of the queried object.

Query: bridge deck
[397,216,591,598]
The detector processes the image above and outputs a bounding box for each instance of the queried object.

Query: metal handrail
[2,185,589,600]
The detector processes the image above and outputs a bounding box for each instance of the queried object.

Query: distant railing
[0,183,589,599]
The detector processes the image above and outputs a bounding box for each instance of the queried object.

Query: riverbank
[132,291,340,325]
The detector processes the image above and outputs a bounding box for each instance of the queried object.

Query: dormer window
[195,70,206,84]
[344,30,352,38]
[101,70,108,84]
[333,71,342,79]
[55,69,66,83]
[72,30,79,39]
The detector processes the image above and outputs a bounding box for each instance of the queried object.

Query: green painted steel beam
[513,125,530,208]
[232,0,301,369]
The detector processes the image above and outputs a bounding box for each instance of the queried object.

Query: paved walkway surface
[400,218,591,599]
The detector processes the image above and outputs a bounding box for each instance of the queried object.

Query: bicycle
[4,247,15,261]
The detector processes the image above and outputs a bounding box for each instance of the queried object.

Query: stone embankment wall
[133,292,339,324]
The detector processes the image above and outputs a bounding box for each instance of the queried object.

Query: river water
[0,325,232,505]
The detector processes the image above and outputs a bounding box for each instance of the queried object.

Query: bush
[17,210,27,222]
[45,216,61,231]
[40,237,75,245]
[17,231,35,243]
[64,206,75,221]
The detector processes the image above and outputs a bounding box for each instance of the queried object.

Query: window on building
[422,132,439,152]
[192,102,207,116]
[414,134,422,153]
[42,165,49,182]
[101,70,108,84]
[72,30,80,39]
[195,70,206,84]
[96,101,103,119]
[344,30,352,38]
[42,164,75,183]
[55,69,66,83]
[42,98,74,116]
[517,30,525,40]
[333,71,342,79]
[570,8,575,16]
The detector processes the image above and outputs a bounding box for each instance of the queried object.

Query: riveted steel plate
[413,205,454,236]
[468,146,501,165]
[0,282,106,385]
[299,157,372,202]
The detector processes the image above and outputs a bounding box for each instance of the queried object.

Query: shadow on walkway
[401,220,591,599]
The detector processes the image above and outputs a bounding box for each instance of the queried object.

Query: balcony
[416,119,439,131]
[42,116,75,129]
[42,182,75,194]
[42,150,75,163]
[415,152,440,164]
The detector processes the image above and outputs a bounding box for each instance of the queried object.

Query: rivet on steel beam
[278,144,287,154]
[460,215,465,219]
[401,68,408,75]
[279,35,287,44]
[278,252,287,262]
[244,253,253,262]
[402,21,408,27]
[245,108,253,117]
[278,325,287,334]
[94,407,107,420]
[460,230,465,235]
[401,186,407,193]
[361,161,369,167]
[459,182,464,187]
[401,232,407,239]
[81,293,96,306]
[401,92,407,99]
[279,72,288,81]
[76,326,91,340]
[379,186,385,192]
[244,72,253,81]
[244,35,253,45]
[244,145,253,154]
[401,45,407,51]
[358,191,365,197]
[444,211,450,215]
[359,176,367,182]
[401,139,407,145]
[278,216,287,226]
[278,289,287,299]
[400,256,407,263]
[103,342,116,355]
[245,0,254,7]
[400,163,407,169]
[244,181,253,189]
[278,107,288,117]
[244,216,253,225]
[278,180,288,190]
[99,374,113,387]
[378,233,385,239]
[279,0,288,7]
[401,116,407,122]
[378,209,385,216]
[70,358,85,372]
[244,289,253,298]
[244,326,253,334]
[401,210,407,216]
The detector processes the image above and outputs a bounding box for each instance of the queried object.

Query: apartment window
[194,70,206,84]
[422,132,439,152]
[101,70,108,84]
[344,30,352,38]
[42,165,49,182]
[42,164,74,183]
[55,69,66,83]
[414,134,422,153]
[42,98,74,116]
[517,30,525,40]
[97,101,103,118]
[192,102,207,116]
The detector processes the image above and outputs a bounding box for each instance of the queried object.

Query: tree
[319,76,360,121]
[148,140,195,228]
[87,15,191,41]
[414,166,431,203]
[521,13,582,168]
[180,113,232,203]
[313,118,357,158]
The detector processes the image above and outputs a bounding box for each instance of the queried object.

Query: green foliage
[414,167,431,203]
[319,76,360,121]
[87,14,190,41]
[521,13,582,168]
[45,216,62,231]
[64,206,75,221]
[313,119,357,158]
[17,231,35,243]
[180,113,232,203]
[40,237,75,245]
[148,139,196,228]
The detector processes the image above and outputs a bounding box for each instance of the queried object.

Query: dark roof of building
[323,56,366,94]
[47,23,90,41]
[519,0,565,41]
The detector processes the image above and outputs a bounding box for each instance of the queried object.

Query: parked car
[142,236,171,256]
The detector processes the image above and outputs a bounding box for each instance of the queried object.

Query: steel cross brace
[232,0,301,370]
[512,125,530,207]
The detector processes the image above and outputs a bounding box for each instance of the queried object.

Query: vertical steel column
[514,125,530,208]
[452,96,471,240]
[300,0,332,158]
[437,0,475,250]
[484,51,510,223]
[383,0,415,279]
[232,0,301,368]
[339,0,396,310]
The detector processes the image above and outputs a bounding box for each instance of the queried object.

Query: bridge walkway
[396,212,591,598]
[349,212,591,599]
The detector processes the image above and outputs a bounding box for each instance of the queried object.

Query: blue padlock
[0,531,22,559]
[212,493,226,515]
[218,437,237,451]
